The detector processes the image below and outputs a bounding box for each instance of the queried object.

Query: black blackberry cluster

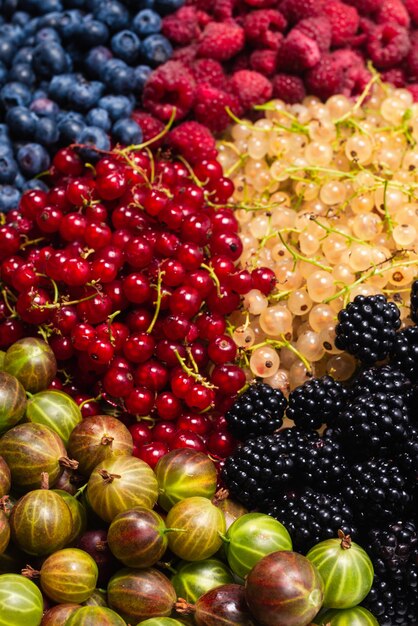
[363,573,418,626]
[261,487,358,554]
[390,326,418,379]
[411,279,418,324]
[396,425,418,482]
[366,521,418,580]
[222,428,347,509]
[346,460,412,525]
[331,392,411,460]
[349,365,411,399]
[225,382,287,440]
[286,375,348,431]
[335,294,401,364]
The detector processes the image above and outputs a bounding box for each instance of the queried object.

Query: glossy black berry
[390,326,418,378]
[286,375,348,431]
[349,364,411,400]
[225,382,287,440]
[335,294,401,364]
[411,279,418,324]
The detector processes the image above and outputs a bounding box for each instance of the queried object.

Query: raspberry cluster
[142,0,418,131]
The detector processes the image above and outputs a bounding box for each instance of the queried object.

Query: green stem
[278,232,332,272]
[147,269,165,334]
[201,263,222,298]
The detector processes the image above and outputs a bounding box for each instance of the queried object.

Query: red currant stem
[117,107,177,157]
[20,236,46,250]
[173,349,217,389]
[338,529,352,550]
[33,290,99,311]
[80,248,96,259]
[1,288,17,315]
[34,168,51,180]
[145,146,156,184]
[137,415,156,426]
[84,162,96,176]
[70,142,113,157]
[40,472,49,490]
[177,155,205,187]
[175,599,195,615]
[200,263,222,298]
[74,482,88,499]
[147,269,165,334]
[21,565,40,579]
[79,394,102,410]
[0,214,5,226]
[57,368,73,386]
[186,346,199,374]
[278,232,332,272]
[106,310,121,346]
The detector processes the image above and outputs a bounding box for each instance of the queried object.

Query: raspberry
[405,0,418,26]
[142,61,196,122]
[377,0,411,28]
[191,59,227,89]
[296,17,332,52]
[366,22,411,69]
[229,70,273,110]
[344,0,381,14]
[244,10,287,50]
[162,7,201,46]
[277,29,321,73]
[272,73,306,102]
[213,0,236,20]
[406,38,418,81]
[280,0,326,24]
[243,0,278,6]
[333,48,371,95]
[130,111,165,146]
[382,68,407,86]
[172,44,199,66]
[166,121,217,165]
[407,83,418,100]
[197,22,245,61]
[231,54,251,72]
[326,1,360,47]
[305,54,345,100]
[250,49,278,76]
[194,85,242,133]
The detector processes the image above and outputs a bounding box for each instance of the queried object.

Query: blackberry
[286,375,348,431]
[396,425,418,482]
[222,428,347,508]
[332,392,411,460]
[390,326,418,378]
[261,487,358,554]
[335,294,401,364]
[346,459,411,525]
[363,569,418,626]
[225,382,287,440]
[349,364,411,399]
[411,279,418,324]
[367,520,418,580]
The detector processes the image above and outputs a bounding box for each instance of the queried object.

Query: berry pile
[146,0,418,132]
[0,142,278,468]
[0,0,180,209]
[222,287,418,625]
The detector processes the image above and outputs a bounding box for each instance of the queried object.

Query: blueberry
[57,111,85,143]
[0,24,24,46]
[155,0,184,14]
[69,79,105,112]
[111,30,142,64]
[9,63,36,86]
[17,143,50,177]
[78,19,109,47]
[0,153,18,184]
[86,107,111,131]
[30,97,59,118]
[78,125,111,161]
[98,94,133,120]
[141,34,172,67]
[0,82,32,109]
[93,0,130,32]
[0,143,12,159]
[0,125,10,141]
[84,45,113,79]
[32,42,69,78]
[133,65,152,92]
[0,185,21,213]
[22,178,49,192]
[37,12,61,29]
[0,62,7,87]
[13,46,34,66]
[57,10,83,39]
[112,118,143,146]
[0,38,16,66]
[23,18,40,37]
[103,59,135,94]
[35,27,61,45]
[5,106,38,139]
[48,73,77,104]
[26,0,63,13]
[130,0,156,8]
[13,172,26,190]
[34,116,59,146]
[132,9,161,37]
[11,11,31,27]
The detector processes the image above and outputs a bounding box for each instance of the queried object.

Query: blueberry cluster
[0,0,181,212]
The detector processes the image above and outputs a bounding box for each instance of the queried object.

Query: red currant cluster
[0,145,276,467]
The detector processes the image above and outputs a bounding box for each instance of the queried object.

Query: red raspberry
[131,111,165,146]
[332,49,371,95]
[348,16,375,47]
[277,29,321,73]
[280,0,325,24]
[197,22,245,61]
[405,0,418,26]
[167,122,217,164]
[326,1,360,47]
[244,10,287,50]
[213,0,236,20]
[344,0,381,14]
[250,49,278,76]
[296,17,332,52]
[229,70,273,110]
[192,59,227,89]
[172,45,199,67]
[162,7,201,46]
[406,36,418,81]
[407,83,418,100]
[381,67,407,86]
[186,0,212,8]
[194,85,242,133]
[143,61,196,122]
[377,0,410,28]
[272,73,306,102]
[231,53,251,72]
[305,54,345,100]
[366,22,411,69]
[243,0,278,6]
